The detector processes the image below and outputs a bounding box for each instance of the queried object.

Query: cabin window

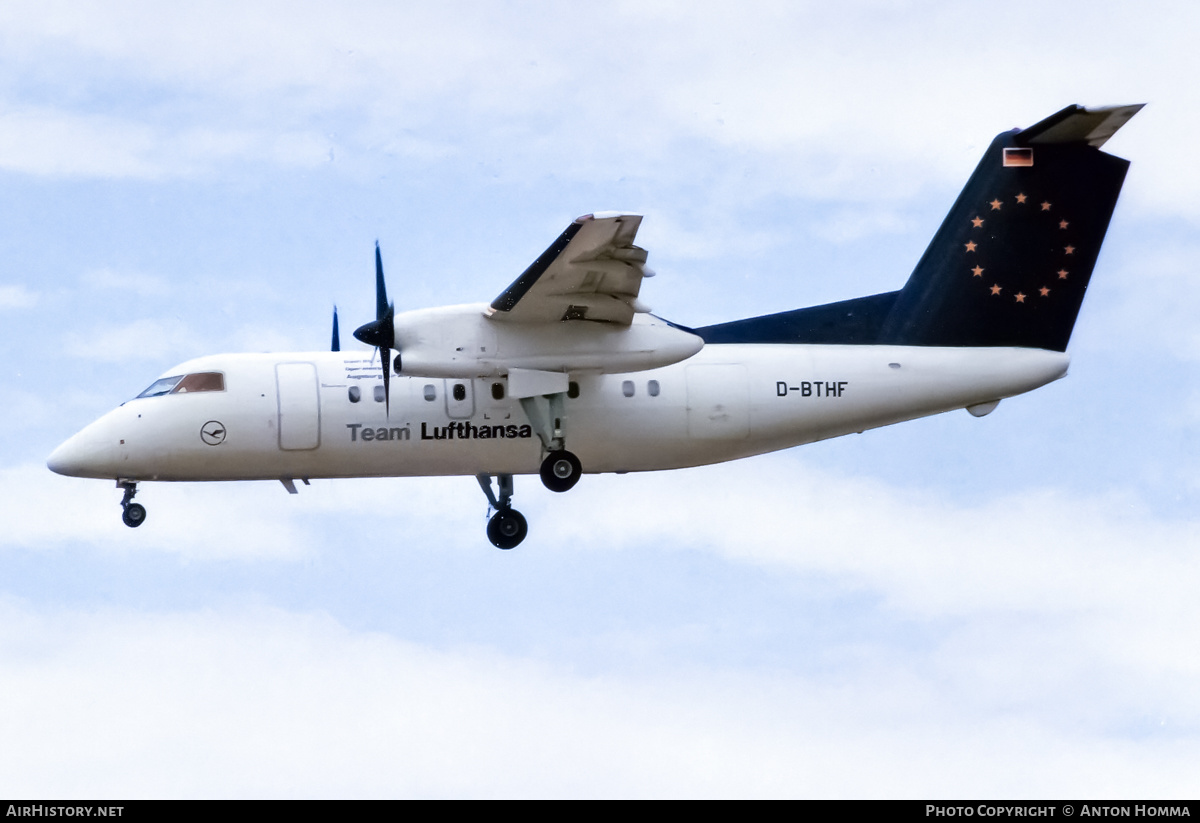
[568,381,580,399]
[647,380,660,397]
[491,382,505,400]
[423,384,437,401]
[622,380,635,398]
[453,383,467,402]
[373,385,386,403]
[348,386,361,403]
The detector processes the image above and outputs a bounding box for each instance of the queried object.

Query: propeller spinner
[353,242,397,415]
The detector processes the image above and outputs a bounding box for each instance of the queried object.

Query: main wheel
[539,449,581,492]
[122,503,147,528]
[487,508,528,550]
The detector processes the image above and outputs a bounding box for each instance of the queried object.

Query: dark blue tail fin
[878,104,1140,351]
[696,105,1141,352]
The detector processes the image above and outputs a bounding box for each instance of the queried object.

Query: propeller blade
[331,305,340,352]
[354,241,396,349]
[381,346,391,417]
[353,242,398,416]
[374,241,389,320]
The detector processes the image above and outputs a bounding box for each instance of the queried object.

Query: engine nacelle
[392,303,704,378]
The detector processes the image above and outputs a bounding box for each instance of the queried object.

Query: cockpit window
[136,376,183,398]
[134,372,225,399]
[174,372,225,393]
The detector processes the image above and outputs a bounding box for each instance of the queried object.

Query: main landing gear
[518,392,583,493]
[118,480,146,528]
[540,450,582,493]
[477,473,527,549]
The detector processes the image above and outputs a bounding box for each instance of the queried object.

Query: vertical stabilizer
[879,104,1141,351]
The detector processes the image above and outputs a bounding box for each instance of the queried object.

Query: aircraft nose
[47,429,116,478]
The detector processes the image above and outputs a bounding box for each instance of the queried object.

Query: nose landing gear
[477,473,527,549]
[118,480,146,528]
[486,507,528,549]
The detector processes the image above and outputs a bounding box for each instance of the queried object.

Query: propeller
[353,242,396,415]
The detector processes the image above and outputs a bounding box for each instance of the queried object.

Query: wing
[487,212,652,325]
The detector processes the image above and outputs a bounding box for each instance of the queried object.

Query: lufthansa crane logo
[200,420,227,446]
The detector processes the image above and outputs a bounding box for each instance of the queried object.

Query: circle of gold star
[967,191,1079,307]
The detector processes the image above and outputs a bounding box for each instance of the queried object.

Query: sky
[1,0,1198,798]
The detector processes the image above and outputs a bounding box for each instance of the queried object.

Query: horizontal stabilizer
[1016,104,1144,148]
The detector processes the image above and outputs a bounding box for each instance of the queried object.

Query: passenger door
[276,362,321,450]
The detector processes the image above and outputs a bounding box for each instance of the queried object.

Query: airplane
[47,104,1142,549]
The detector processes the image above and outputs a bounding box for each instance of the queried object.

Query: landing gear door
[444,379,475,420]
[276,362,320,450]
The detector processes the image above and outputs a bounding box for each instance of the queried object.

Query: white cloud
[0,0,1188,215]
[3,389,58,431]
[12,452,1200,688]
[81,267,169,296]
[0,107,163,179]
[1081,237,1200,362]
[1,464,312,559]
[0,599,1196,797]
[0,284,37,308]
[543,460,1200,618]
[14,452,1199,624]
[68,319,204,364]
[642,212,787,262]
[6,441,1200,795]
[0,105,334,180]
[807,207,919,246]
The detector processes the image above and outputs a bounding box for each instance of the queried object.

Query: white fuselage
[48,343,1069,483]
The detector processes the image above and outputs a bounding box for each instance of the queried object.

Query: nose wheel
[486,508,528,550]
[477,473,527,549]
[122,503,147,528]
[118,481,147,528]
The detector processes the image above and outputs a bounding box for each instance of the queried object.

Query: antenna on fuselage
[331,305,341,352]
